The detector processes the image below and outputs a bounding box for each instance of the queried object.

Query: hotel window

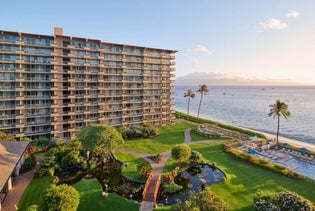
[0,35,19,43]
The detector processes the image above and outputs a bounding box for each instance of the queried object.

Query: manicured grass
[122,121,196,153]
[190,142,315,210]
[115,152,150,183]
[161,142,315,210]
[190,132,208,141]
[154,206,172,211]
[18,176,54,210]
[163,156,178,174]
[190,132,230,142]
[73,179,140,211]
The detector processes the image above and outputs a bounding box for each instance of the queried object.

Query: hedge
[175,111,266,138]
[191,128,222,139]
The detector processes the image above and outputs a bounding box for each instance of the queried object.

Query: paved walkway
[184,128,191,143]
[2,158,42,211]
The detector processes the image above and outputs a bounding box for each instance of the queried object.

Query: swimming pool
[248,149,261,155]
[285,159,315,179]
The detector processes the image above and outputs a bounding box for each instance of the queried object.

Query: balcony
[15,123,24,128]
[51,52,59,56]
[16,77,27,82]
[15,133,25,138]
[50,61,59,65]
[15,59,24,64]
[16,105,25,110]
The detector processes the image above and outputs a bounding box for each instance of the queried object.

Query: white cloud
[259,18,287,30]
[192,58,201,70]
[286,10,300,18]
[188,57,201,71]
[194,44,213,56]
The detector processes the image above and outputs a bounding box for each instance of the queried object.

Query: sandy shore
[232,122,315,153]
[184,112,315,153]
[263,132,315,153]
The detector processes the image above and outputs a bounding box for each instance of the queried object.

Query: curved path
[120,128,225,211]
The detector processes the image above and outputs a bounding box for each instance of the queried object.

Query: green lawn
[190,132,208,141]
[191,142,315,210]
[115,152,150,182]
[190,132,230,142]
[73,179,140,211]
[161,142,315,210]
[18,176,54,210]
[122,121,196,153]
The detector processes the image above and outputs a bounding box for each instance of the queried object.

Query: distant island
[176,72,314,86]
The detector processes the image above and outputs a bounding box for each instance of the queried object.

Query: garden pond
[158,163,225,205]
[55,161,145,201]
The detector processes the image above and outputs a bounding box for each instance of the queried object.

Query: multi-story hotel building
[0,28,176,140]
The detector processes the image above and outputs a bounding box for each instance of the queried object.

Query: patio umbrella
[249,136,261,141]
[298,147,310,153]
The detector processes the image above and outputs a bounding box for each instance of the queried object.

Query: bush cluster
[36,140,84,177]
[171,188,230,211]
[176,111,265,138]
[191,128,222,139]
[222,141,305,180]
[254,190,315,211]
[162,183,183,193]
[20,157,36,173]
[118,123,159,140]
[29,138,64,152]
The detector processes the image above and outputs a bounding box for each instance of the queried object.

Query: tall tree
[184,89,195,116]
[77,124,124,163]
[197,84,209,118]
[268,100,291,145]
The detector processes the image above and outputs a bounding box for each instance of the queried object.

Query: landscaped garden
[74,179,140,211]
[122,121,201,153]
[17,119,315,210]
[114,152,150,183]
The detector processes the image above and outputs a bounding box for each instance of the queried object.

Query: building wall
[0,29,176,140]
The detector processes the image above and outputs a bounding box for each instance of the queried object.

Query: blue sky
[1,0,315,84]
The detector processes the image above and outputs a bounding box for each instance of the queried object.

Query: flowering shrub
[254,190,315,211]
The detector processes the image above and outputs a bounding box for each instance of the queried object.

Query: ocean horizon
[175,85,315,145]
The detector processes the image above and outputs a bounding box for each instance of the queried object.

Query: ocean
[175,86,315,145]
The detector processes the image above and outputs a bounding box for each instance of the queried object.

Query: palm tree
[268,99,291,146]
[184,89,195,116]
[197,84,208,118]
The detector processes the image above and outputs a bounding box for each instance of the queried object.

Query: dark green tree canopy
[38,184,80,211]
[77,124,124,155]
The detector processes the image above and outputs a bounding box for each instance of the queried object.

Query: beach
[265,133,315,153]
[230,124,315,153]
